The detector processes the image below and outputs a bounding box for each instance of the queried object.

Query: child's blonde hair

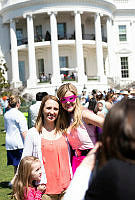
[13,156,40,200]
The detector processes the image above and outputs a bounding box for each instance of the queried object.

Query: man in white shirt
[28,92,48,128]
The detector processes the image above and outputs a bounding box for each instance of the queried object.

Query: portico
[9,9,111,90]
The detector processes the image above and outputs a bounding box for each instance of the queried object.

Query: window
[35,25,42,41]
[59,56,68,68]
[16,29,23,45]
[121,57,129,78]
[119,25,127,41]
[84,57,87,75]
[81,24,85,35]
[38,59,44,78]
[57,23,66,39]
[19,61,25,83]
[59,56,68,75]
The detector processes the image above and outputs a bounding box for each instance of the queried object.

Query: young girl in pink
[13,156,46,200]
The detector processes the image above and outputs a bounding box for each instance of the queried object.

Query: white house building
[0,0,135,96]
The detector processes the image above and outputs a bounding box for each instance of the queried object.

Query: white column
[107,17,114,77]
[94,13,106,82]
[74,11,87,84]
[26,14,37,88]
[10,19,22,88]
[49,11,61,85]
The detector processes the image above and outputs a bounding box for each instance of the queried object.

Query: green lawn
[0,115,14,200]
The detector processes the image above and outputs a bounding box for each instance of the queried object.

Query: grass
[0,115,14,200]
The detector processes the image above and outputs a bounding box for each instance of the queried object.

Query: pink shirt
[24,187,42,200]
[67,111,97,150]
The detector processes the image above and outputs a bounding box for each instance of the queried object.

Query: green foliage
[0,115,14,200]
[0,63,10,90]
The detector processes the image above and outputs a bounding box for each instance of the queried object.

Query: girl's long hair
[13,156,40,200]
[99,98,135,167]
[57,83,83,130]
[35,95,60,133]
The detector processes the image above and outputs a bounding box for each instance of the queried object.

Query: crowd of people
[2,83,135,200]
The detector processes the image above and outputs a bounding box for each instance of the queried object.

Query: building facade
[0,0,135,96]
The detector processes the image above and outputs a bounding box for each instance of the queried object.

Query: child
[13,156,46,200]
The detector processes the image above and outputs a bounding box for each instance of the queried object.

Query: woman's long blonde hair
[57,83,83,130]
[13,156,40,200]
[35,95,60,133]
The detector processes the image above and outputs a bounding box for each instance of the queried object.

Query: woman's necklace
[42,127,56,140]
[42,127,62,141]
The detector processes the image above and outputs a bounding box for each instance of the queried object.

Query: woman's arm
[63,143,100,200]
[21,131,27,140]
[82,109,104,128]
[21,129,34,158]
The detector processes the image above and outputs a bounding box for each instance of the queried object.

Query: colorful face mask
[60,95,78,104]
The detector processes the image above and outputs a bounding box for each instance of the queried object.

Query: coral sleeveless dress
[41,135,71,194]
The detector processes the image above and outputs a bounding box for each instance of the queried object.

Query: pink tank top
[67,111,97,150]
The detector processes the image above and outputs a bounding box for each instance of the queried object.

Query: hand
[80,142,102,171]
[37,184,46,193]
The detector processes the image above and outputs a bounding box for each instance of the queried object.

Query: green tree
[0,58,10,90]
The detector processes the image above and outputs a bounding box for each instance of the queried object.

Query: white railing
[1,0,28,7]
[113,0,135,9]
[113,0,128,3]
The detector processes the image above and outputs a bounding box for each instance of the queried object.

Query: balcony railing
[17,33,107,46]
[87,76,100,81]
[58,33,75,40]
[82,34,95,40]
[102,36,107,42]
[17,37,28,46]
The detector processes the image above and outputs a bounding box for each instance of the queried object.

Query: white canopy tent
[60,67,78,71]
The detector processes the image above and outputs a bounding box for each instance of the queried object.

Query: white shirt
[4,108,28,150]
[22,127,47,184]
[28,101,41,128]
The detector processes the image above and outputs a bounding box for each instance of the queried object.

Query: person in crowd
[28,92,48,128]
[88,90,97,112]
[112,93,118,104]
[13,156,46,200]
[116,90,124,102]
[1,95,8,115]
[95,92,112,117]
[0,97,3,114]
[57,83,104,174]
[21,95,72,200]
[104,93,113,111]
[85,97,135,200]
[64,98,135,200]
[80,96,89,108]
[129,89,135,99]
[71,72,75,81]
[94,101,105,118]
[4,95,28,181]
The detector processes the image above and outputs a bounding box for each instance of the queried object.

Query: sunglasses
[60,95,78,104]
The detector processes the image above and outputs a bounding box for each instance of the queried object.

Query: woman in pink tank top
[57,83,104,174]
